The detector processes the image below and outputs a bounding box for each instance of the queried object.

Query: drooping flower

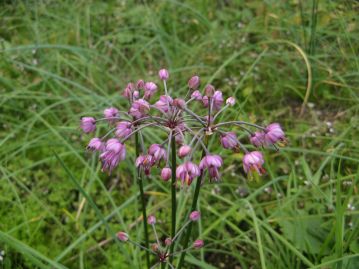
[115,122,132,139]
[193,239,204,249]
[129,99,150,119]
[202,90,223,111]
[226,97,235,106]
[144,82,158,100]
[117,232,129,242]
[136,154,153,176]
[188,75,200,90]
[158,69,169,81]
[154,95,173,113]
[250,131,265,147]
[199,155,223,181]
[87,138,104,151]
[173,98,186,110]
[243,151,265,175]
[191,90,202,101]
[220,132,239,150]
[148,144,167,164]
[80,117,96,133]
[136,79,145,90]
[161,167,172,181]
[178,145,191,158]
[189,211,201,221]
[100,139,126,173]
[264,123,286,145]
[104,107,119,123]
[122,83,135,99]
[176,161,200,186]
[147,215,156,225]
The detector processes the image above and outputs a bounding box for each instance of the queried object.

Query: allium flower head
[129,99,150,119]
[188,75,200,89]
[117,232,129,242]
[250,131,265,147]
[144,82,157,100]
[220,132,239,150]
[243,151,265,175]
[158,69,169,81]
[87,138,104,151]
[189,211,201,221]
[115,122,132,139]
[104,107,119,123]
[193,239,204,249]
[264,123,286,145]
[81,117,96,133]
[176,161,200,186]
[199,155,223,181]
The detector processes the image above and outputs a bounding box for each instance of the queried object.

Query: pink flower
[136,79,145,90]
[204,84,215,97]
[144,82,157,100]
[161,167,172,181]
[80,117,96,133]
[176,161,200,186]
[193,239,204,249]
[154,95,173,113]
[104,107,119,123]
[148,144,167,164]
[165,238,172,246]
[100,139,126,173]
[87,138,104,151]
[133,90,140,100]
[199,155,223,181]
[226,97,235,106]
[136,154,153,176]
[188,75,200,90]
[220,132,239,149]
[117,232,129,242]
[243,151,265,175]
[178,145,191,158]
[129,99,150,119]
[191,90,202,101]
[250,131,265,147]
[189,211,201,221]
[264,123,286,145]
[147,215,156,225]
[202,90,223,111]
[115,122,132,139]
[173,98,186,109]
[158,69,169,80]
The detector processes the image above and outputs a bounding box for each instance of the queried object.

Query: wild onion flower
[80,117,96,133]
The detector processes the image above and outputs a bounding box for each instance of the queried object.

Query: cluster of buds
[81,68,286,182]
[117,211,203,267]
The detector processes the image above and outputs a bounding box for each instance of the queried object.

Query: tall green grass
[0,1,358,268]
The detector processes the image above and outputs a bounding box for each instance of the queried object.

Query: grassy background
[0,0,359,268]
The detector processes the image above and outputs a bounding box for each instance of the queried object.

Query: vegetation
[0,1,358,268]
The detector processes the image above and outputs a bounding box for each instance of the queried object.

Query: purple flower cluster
[81,68,286,181]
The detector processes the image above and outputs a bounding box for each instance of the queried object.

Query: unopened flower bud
[188,75,200,89]
[173,98,186,109]
[193,239,204,249]
[136,79,145,90]
[147,215,156,225]
[178,145,191,158]
[158,69,169,81]
[151,243,159,252]
[226,97,235,106]
[204,84,215,97]
[117,232,129,242]
[104,107,119,123]
[161,167,172,181]
[133,90,140,100]
[191,90,202,100]
[80,117,96,133]
[165,238,172,246]
[189,211,201,221]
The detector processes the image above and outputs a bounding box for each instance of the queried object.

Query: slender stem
[177,147,206,269]
[135,132,150,269]
[215,120,265,130]
[169,136,177,262]
[183,107,206,126]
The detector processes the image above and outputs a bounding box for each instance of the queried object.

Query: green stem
[135,132,150,269]
[177,147,206,269]
[169,136,177,262]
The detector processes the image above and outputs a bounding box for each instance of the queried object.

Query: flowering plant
[80,69,286,268]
